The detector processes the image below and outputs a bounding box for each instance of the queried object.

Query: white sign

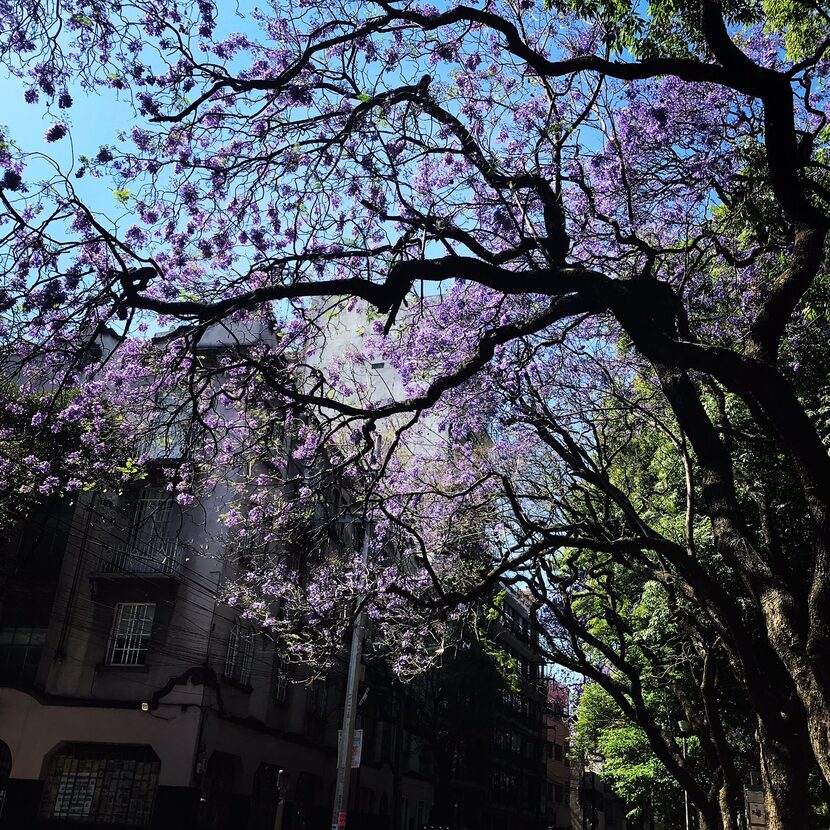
[338,730,363,769]
[351,729,363,768]
[745,788,767,828]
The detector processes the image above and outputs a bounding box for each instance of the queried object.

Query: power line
[2,497,354,697]
[0,501,284,690]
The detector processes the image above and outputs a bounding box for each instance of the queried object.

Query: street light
[678,720,692,830]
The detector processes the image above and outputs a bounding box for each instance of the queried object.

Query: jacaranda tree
[1,0,829,827]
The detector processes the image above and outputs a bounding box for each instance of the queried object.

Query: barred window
[39,743,159,826]
[224,619,253,684]
[273,651,289,703]
[109,487,182,575]
[0,625,47,684]
[106,604,155,666]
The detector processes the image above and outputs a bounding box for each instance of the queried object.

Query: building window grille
[306,681,327,718]
[39,743,159,826]
[0,624,47,684]
[106,604,155,666]
[108,487,182,574]
[273,652,289,703]
[224,619,253,684]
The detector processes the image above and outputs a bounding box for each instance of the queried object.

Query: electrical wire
[1,498,307,694]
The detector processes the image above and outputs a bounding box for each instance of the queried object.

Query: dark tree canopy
[1,1,830,827]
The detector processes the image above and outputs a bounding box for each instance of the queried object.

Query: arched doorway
[198,751,242,829]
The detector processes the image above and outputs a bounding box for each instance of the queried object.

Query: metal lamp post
[678,720,692,830]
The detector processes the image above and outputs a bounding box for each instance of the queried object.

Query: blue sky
[1,70,141,221]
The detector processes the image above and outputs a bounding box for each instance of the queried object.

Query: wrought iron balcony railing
[102,539,183,576]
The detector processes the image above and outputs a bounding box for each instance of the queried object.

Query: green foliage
[574,682,683,824]
[544,0,770,57]
[114,458,147,480]
[762,0,829,60]
[485,589,507,620]
[544,0,829,65]
[477,634,520,693]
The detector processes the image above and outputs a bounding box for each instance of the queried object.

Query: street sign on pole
[745,788,767,827]
[337,729,363,769]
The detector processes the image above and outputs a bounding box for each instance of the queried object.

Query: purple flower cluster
[43,122,67,142]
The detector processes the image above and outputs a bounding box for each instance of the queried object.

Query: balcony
[100,539,184,577]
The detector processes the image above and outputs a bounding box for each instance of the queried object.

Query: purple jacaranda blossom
[43,122,67,142]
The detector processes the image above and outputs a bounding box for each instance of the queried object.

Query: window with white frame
[106,604,155,666]
[224,619,253,684]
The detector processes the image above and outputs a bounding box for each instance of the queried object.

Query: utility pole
[330,523,371,830]
[682,734,690,830]
[678,720,692,830]
[272,769,286,830]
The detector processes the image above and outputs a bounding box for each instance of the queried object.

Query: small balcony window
[108,488,183,575]
[0,624,47,685]
[273,652,289,703]
[106,604,155,666]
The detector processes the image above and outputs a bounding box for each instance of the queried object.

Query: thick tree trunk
[699,809,715,830]
[757,718,814,830]
[717,781,742,830]
[757,586,830,792]
[696,797,724,830]
[621,273,830,793]
[798,688,830,803]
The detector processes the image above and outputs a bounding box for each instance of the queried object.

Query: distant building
[426,589,555,830]
[0,318,565,830]
[570,765,628,830]
[543,680,573,830]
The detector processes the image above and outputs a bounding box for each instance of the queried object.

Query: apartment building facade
[0,476,434,829]
[544,681,573,830]
[424,589,562,830]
